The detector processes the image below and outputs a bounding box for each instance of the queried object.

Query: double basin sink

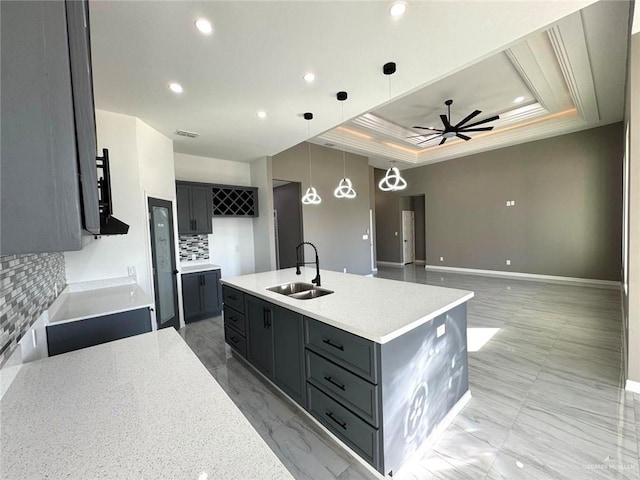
[267,282,334,300]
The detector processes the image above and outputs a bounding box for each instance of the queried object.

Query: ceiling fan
[410,99,500,146]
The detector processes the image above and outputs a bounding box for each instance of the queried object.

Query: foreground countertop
[180,261,222,274]
[48,278,153,326]
[222,268,473,343]
[0,329,294,480]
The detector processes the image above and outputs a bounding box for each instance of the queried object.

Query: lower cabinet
[181,270,222,322]
[47,307,152,356]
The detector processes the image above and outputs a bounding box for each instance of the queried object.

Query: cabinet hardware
[230,336,239,344]
[322,338,344,351]
[265,309,272,328]
[194,219,197,230]
[325,411,347,430]
[323,376,346,391]
[229,295,237,301]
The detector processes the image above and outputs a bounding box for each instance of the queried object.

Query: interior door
[148,197,180,329]
[402,210,415,265]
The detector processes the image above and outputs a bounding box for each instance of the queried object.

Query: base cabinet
[181,270,221,322]
[47,308,151,356]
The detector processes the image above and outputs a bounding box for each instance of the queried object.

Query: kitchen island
[0,328,294,480]
[221,268,474,477]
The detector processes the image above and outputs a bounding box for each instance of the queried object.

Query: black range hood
[96,148,129,236]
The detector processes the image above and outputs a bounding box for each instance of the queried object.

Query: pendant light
[301,112,321,205]
[378,62,407,192]
[334,91,356,199]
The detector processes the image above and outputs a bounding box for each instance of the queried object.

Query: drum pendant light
[334,91,356,199]
[378,62,407,192]
[301,112,321,205]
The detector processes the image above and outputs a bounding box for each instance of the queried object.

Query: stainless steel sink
[266,282,334,300]
[267,282,314,295]
[288,287,334,300]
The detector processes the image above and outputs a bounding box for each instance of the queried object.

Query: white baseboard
[376,261,405,268]
[424,265,620,289]
[625,379,640,394]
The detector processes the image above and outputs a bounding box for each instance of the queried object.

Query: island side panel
[379,303,469,475]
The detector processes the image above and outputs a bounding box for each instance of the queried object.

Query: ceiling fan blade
[416,134,442,144]
[438,137,447,146]
[456,133,472,141]
[407,133,439,139]
[458,126,494,132]
[462,115,500,129]
[440,114,452,130]
[412,126,445,132]
[454,110,481,128]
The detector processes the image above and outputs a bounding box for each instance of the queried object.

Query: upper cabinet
[176,182,213,235]
[0,0,100,255]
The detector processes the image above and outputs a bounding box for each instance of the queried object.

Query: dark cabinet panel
[224,324,247,357]
[272,306,305,406]
[175,182,212,235]
[47,308,151,356]
[181,270,222,323]
[245,296,272,377]
[222,286,245,313]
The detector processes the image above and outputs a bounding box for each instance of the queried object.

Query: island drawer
[305,317,379,384]
[307,384,381,470]
[306,350,379,428]
[224,325,247,358]
[224,306,246,336]
[222,286,245,313]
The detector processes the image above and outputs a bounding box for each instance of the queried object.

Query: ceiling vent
[324,142,336,147]
[175,129,200,138]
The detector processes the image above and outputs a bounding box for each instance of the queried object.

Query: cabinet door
[272,305,305,406]
[182,273,202,321]
[202,270,222,314]
[246,296,272,377]
[191,185,212,234]
[176,184,193,234]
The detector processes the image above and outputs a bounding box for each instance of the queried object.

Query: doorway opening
[148,197,180,329]
[400,195,426,266]
[273,180,304,269]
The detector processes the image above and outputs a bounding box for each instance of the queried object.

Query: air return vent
[175,129,200,138]
[324,143,336,147]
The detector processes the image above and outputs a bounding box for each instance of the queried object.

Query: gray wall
[375,123,623,280]
[413,196,426,261]
[272,143,372,275]
[0,253,66,366]
[251,156,276,273]
[274,182,303,268]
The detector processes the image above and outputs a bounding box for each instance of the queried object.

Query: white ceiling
[89,0,623,165]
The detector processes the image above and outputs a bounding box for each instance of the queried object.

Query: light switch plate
[362,234,369,240]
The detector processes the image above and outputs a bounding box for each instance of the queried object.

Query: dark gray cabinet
[181,270,221,323]
[176,182,212,235]
[1,0,100,255]
[47,308,151,356]
[241,295,306,407]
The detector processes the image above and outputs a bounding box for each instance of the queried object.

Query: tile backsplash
[0,253,66,366]
[179,234,210,262]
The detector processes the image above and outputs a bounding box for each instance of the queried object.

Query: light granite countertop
[47,277,153,326]
[221,268,474,344]
[0,328,294,480]
[180,261,222,274]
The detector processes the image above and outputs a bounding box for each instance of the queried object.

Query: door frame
[145,193,183,329]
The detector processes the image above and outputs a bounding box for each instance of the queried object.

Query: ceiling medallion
[334,178,356,199]
[302,186,322,205]
[378,165,407,192]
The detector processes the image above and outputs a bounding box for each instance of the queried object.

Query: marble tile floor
[180,266,640,479]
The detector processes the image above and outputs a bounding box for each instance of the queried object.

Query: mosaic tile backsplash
[0,253,66,366]
[179,234,210,261]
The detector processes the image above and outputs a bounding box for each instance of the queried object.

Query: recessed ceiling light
[169,82,183,93]
[389,1,407,18]
[514,96,525,103]
[195,18,213,35]
[257,111,267,119]
[303,72,315,83]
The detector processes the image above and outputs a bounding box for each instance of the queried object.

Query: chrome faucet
[295,242,321,287]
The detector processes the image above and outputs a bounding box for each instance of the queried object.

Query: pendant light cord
[307,120,312,186]
[341,101,346,178]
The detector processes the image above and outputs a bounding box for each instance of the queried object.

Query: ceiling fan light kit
[301,112,322,205]
[334,91,357,199]
[411,99,500,146]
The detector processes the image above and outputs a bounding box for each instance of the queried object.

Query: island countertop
[221,268,474,343]
[0,328,294,480]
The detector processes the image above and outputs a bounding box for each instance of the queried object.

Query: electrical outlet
[191,253,197,261]
[362,234,369,240]
[395,232,398,236]
[506,259,511,265]
[506,201,510,207]
[127,266,136,277]
[440,256,444,262]
[437,324,446,337]
[343,268,347,273]
[512,200,516,206]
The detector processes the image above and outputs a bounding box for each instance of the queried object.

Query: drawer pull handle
[230,337,239,344]
[322,338,344,351]
[323,376,346,391]
[230,316,238,322]
[228,295,237,301]
[325,411,347,430]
